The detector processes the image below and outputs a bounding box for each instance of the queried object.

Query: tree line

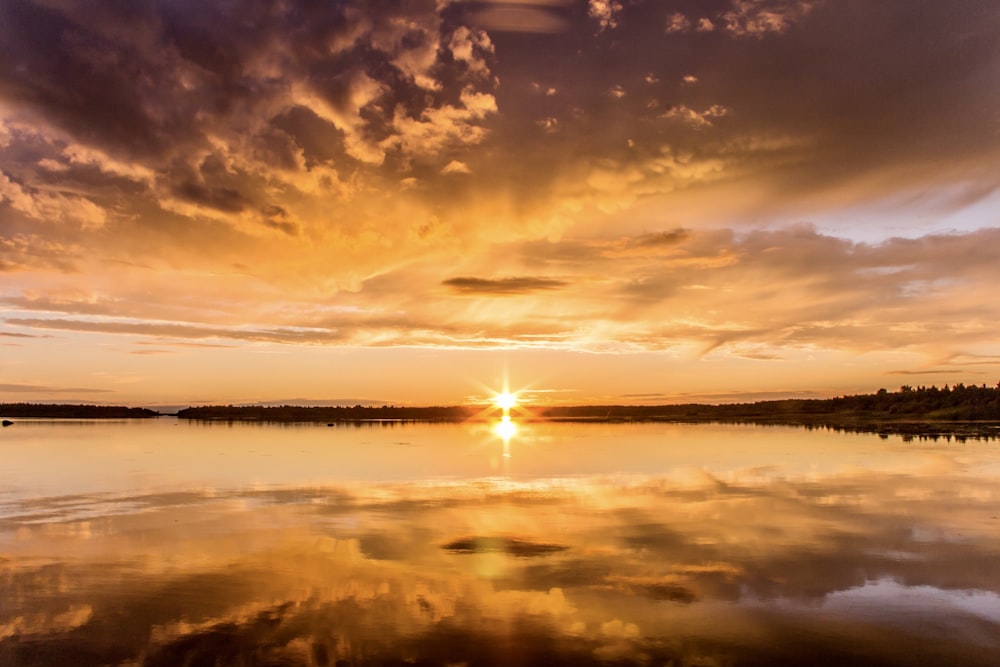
[536,383,1000,422]
[0,403,159,419]
[175,404,476,422]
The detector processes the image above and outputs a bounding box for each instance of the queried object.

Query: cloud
[52,143,155,185]
[588,0,623,32]
[448,26,495,78]
[469,3,571,34]
[0,170,40,214]
[631,229,690,247]
[433,225,1000,356]
[5,222,1000,366]
[442,535,568,556]
[886,369,965,376]
[662,104,730,127]
[442,276,569,296]
[0,0,501,230]
[381,88,498,159]
[5,317,347,346]
[441,160,472,175]
[0,170,107,229]
[721,0,821,38]
[536,117,559,133]
[0,234,81,273]
[0,382,111,393]
[662,2,819,38]
[665,13,691,34]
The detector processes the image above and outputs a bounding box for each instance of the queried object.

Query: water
[1,418,998,666]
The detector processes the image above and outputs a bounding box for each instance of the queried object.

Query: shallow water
[1,418,998,666]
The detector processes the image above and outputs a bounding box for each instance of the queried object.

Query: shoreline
[4,383,1000,438]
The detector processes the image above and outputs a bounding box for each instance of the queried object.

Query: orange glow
[494,392,518,411]
[494,415,517,441]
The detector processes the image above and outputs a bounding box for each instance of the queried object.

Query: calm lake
[1,418,998,666]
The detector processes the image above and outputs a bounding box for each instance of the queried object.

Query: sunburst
[494,391,518,411]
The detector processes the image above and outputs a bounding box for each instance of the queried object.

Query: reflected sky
[2,419,999,666]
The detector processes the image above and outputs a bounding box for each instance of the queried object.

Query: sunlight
[494,415,517,441]
[494,392,518,410]
[494,415,516,460]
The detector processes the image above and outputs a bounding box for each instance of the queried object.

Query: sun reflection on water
[494,415,517,459]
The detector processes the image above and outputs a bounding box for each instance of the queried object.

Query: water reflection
[1,421,999,666]
[493,416,516,459]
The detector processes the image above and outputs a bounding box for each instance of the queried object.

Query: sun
[494,391,518,410]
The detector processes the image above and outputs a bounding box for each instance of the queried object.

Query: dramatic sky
[2,0,1000,406]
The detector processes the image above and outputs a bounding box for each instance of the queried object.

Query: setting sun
[494,392,518,411]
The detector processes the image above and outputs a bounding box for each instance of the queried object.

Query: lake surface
[1,418,998,666]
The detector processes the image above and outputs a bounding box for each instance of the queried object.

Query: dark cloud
[703,0,1000,184]
[0,0,178,158]
[260,204,300,235]
[1,0,499,176]
[268,106,350,168]
[172,181,247,214]
[442,535,568,556]
[631,228,690,247]
[467,0,1000,214]
[2,0,997,217]
[443,275,569,295]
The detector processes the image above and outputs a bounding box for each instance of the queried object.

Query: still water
[1,418,998,666]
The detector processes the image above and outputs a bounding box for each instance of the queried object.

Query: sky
[1,0,1000,407]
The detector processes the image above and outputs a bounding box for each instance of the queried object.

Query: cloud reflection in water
[1,422,999,666]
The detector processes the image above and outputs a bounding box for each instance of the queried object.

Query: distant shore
[0,404,159,419]
[3,384,1000,438]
